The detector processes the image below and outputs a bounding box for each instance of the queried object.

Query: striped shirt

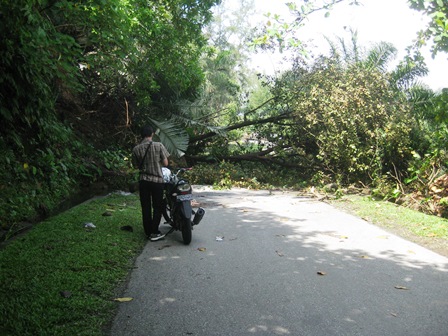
[132,139,170,183]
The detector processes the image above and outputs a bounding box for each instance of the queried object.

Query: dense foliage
[0,0,220,233]
[268,57,413,183]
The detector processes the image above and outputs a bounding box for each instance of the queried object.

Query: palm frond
[365,42,397,72]
[173,99,228,137]
[407,85,435,106]
[391,59,429,90]
[324,35,338,57]
[350,28,360,63]
[149,118,189,158]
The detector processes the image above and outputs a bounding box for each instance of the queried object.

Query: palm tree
[325,29,428,91]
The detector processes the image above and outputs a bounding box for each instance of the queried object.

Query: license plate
[176,194,193,201]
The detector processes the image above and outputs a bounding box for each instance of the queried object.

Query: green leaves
[267,53,413,183]
[409,0,448,55]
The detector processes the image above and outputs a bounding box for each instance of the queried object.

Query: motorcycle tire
[181,217,192,245]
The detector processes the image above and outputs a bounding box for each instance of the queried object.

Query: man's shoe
[150,233,165,241]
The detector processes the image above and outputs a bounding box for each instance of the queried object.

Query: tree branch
[189,110,292,143]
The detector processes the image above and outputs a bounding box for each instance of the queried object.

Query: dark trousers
[139,180,164,236]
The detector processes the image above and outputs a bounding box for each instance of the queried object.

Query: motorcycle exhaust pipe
[193,207,205,225]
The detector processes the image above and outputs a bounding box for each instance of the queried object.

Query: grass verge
[0,193,146,336]
[328,194,448,256]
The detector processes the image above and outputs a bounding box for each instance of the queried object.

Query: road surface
[109,187,448,336]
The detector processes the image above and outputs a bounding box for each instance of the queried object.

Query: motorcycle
[162,167,205,245]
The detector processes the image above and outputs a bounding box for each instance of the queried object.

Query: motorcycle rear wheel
[181,217,192,245]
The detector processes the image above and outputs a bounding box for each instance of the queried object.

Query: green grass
[330,194,448,239]
[0,193,146,336]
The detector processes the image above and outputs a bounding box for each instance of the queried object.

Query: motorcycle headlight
[177,182,191,192]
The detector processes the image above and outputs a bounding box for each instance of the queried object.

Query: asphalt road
[109,187,448,336]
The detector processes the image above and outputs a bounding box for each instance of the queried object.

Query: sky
[227,0,447,91]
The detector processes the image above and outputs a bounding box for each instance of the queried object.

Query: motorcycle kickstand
[165,227,175,236]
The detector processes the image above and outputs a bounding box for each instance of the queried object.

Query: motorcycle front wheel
[162,199,171,225]
[181,217,192,245]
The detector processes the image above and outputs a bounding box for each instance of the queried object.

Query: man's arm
[160,143,170,167]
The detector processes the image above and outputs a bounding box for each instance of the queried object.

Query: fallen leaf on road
[114,297,133,302]
[275,250,284,257]
[158,245,171,250]
[390,312,398,317]
[340,235,349,239]
[394,286,409,290]
[317,271,326,276]
[197,247,206,252]
[359,255,371,259]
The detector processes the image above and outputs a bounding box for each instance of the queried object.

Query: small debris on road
[394,285,409,290]
[114,297,133,302]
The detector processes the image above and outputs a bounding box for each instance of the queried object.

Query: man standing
[132,125,170,241]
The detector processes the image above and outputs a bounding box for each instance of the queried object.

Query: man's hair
[141,125,154,138]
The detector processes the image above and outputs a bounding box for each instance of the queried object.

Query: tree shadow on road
[111,188,448,336]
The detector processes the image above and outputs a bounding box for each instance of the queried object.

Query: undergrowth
[187,161,308,190]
